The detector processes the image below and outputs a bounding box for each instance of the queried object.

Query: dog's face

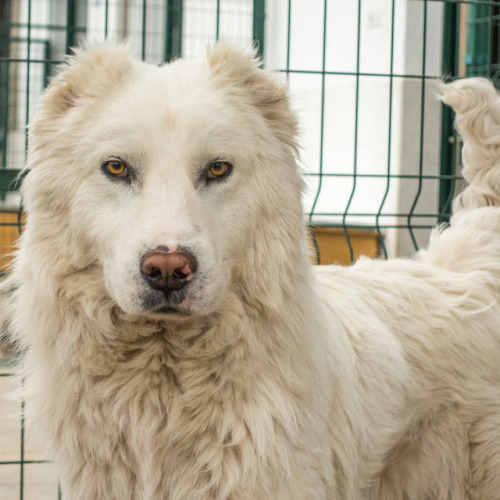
[80,78,242,316]
[21,44,304,318]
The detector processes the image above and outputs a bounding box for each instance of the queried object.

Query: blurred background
[1,0,499,497]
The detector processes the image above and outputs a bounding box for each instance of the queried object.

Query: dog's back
[313,78,500,498]
[316,251,500,498]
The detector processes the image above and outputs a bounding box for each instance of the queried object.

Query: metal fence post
[0,0,10,171]
[439,1,459,221]
[253,0,265,60]
[65,0,77,54]
[165,0,183,62]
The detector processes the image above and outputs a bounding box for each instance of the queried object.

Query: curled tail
[419,79,500,276]
[440,77,500,212]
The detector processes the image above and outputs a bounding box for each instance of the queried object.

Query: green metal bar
[0,65,8,171]
[253,0,265,60]
[495,4,500,76]
[489,0,494,76]
[104,0,109,38]
[0,63,447,82]
[305,221,442,229]
[408,0,428,251]
[342,0,363,263]
[9,21,86,36]
[376,0,396,259]
[310,224,441,230]
[20,6,33,496]
[277,69,440,79]
[216,0,221,41]
[0,222,22,227]
[65,0,76,54]
[304,172,460,180]
[42,40,50,89]
[17,195,24,236]
[142,0,147,60]
[308,0,328,265]
[0,0,10,171]
[0,209,21,214]
[24,5,32,158]
[439,1,459,222]
[0,102,6,169]
[0,57,63,64]
[0,460,51,465]
[9,21,75,30]
[467,3,491,76]
[0,168,22,192]
[165,0,183,62]
[312,212,447,218]
[20,394,25,499]
[286,0,291,75]
[431,0,499,6]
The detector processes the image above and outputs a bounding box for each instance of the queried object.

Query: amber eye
[207,161,232,181]
[104,160,128,178]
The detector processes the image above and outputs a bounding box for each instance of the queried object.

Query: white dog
[6,43,500,499]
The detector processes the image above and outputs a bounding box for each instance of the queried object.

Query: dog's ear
[207,44,298,151]
[40,43,133,117]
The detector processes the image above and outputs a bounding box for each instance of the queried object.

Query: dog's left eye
[207,161,232,181]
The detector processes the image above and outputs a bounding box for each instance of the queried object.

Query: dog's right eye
[102,159,129,180]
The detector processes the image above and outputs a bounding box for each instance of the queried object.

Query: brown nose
[141,249,198,293]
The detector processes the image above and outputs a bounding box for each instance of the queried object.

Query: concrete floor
[0,355,60,500]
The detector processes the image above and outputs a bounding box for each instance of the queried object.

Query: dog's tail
[420,79,500,277]
[440,78,500,213]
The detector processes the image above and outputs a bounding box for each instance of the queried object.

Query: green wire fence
[1,0,500,498]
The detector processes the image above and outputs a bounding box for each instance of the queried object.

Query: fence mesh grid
[1,0,500,497]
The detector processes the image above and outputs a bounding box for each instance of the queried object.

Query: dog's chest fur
[49,314,332,500]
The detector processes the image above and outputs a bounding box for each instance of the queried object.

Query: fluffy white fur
[6,46,500,499]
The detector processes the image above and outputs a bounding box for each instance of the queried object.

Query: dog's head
[20,43,306,319]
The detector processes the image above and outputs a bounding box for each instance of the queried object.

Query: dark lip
[147,305,193,317]
[140,287,187,309]
[139,272,205,317]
